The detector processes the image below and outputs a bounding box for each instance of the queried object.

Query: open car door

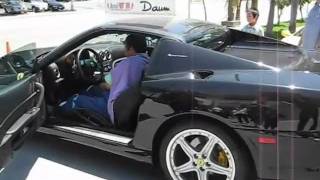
[0,56,45,169]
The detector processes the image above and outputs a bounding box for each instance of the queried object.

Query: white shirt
[241,24,265,36]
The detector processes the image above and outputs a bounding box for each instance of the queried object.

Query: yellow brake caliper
[218,151,229,167]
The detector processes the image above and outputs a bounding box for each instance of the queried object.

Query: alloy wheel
[166,129,236,180]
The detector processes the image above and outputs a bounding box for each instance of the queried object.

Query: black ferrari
[0,17,320,180]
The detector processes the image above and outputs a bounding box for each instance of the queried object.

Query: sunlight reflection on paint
[189,73,195,80]
[289,85,297,90]
[257,61,281,72]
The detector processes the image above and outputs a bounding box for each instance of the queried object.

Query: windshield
[84,33,127,46]
[7,0,20,4]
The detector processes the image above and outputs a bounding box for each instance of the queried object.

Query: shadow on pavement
[0,13,20,17]
[0,133,165,180]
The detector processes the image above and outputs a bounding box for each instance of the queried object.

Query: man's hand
[99,82,111,91]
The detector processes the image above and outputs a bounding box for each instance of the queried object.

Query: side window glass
[0,53,32,76]
[0,60,15,75]
[0,58,29,87]
[146,36,159,47]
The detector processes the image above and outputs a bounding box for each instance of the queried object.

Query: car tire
[4,8,8,13]
[32,7,36,12]
[159,121,255,180]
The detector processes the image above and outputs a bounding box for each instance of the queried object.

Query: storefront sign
[106,0,175,15]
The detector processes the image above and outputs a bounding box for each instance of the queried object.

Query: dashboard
[50,44,125,79]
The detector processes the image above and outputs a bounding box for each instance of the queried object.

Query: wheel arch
[151,112,257,177]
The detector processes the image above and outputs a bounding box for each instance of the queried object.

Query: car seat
[113,85,142,131]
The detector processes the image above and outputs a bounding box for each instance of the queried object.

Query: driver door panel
[0,73,45,169]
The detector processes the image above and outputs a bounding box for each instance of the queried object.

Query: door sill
[50,125,132,145]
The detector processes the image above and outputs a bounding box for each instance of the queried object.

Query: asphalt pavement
[0,133,165,180]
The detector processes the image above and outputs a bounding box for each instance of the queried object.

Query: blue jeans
[60,86,110,119]
[303,4,320,59]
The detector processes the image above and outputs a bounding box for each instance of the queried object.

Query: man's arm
[99,82,111,91]
[101,72,113,90]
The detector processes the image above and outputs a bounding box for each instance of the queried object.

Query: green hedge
[263,19,305,39]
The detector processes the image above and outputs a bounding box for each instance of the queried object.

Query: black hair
[124,34,147,53]
[247,7,259,18]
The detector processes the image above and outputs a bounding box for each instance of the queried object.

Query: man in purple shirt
[60,34,149,124]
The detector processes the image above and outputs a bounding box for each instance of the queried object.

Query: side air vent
[193,70,214,79]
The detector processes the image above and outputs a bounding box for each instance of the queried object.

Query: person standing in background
[242,8,265,36]
[303,0,320,59]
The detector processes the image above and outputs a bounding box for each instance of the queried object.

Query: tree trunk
[202,0,207,21]
[289,0,299,33]
[300,5,304,21]
[277,6,280,25]
[188,0,191,19]
[246,0,250,11]
[251,0,258,8]
[236,0,242,20]
[266,0,276,37]
[227,0,239,21]
[71,0,74,11]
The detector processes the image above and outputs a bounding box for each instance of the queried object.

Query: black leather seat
[113,85,142,131]
[70,85,142,131]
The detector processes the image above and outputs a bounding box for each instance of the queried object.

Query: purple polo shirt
[107,54,149,123]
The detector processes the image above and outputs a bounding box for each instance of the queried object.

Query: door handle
[35,82,44,108]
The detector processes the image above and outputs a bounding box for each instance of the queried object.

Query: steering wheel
[75,48,100,82]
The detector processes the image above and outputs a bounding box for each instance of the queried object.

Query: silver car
[2,0,28,14]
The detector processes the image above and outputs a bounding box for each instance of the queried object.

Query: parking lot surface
[0,1,148,56]
[0,133,165,180]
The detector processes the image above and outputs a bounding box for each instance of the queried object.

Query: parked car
[2,0,27,14]
[0,17,319,180]
[44,0,64,11]
[23,0,47,12]
[0,0,4,8]
[55,0,69,2]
